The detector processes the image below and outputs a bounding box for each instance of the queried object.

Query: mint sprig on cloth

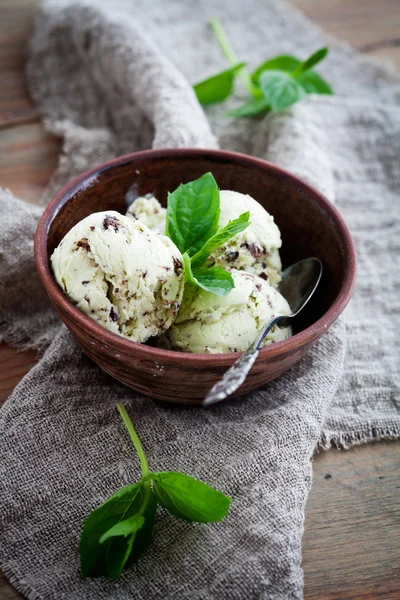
[193,18,333,116]
[166,172,250,296]
[80,403,231,580]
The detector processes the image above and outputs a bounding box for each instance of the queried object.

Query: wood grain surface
[1,1,399,599]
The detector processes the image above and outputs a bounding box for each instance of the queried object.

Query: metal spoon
[202,258,323,407]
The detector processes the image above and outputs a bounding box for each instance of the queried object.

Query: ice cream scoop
[126,194,166,233]
[51,211,185,343]
[210,190,282,287]
[159,269,291,354]
[126,190,282,287]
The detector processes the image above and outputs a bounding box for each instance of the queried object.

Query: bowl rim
[34,148,357,366]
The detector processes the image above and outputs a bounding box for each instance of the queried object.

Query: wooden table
[1,1,399,598]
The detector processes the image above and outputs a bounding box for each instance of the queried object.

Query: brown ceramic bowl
[34,149,356,404]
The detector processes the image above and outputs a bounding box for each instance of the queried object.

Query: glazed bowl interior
[46,151,349,338]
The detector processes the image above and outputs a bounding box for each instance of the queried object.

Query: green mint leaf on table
[251,55,301,82]
[296,70,333,95]
[152,472,231,523]
[193,62,246,105]
[79,403,231,580]
[292,47,329,76]
[165,172,220,256]
[203,17,333,115]
[190,211,250,268]
[227,96,271,118]
[80,482,152,579]
[259,69,306,111]
[99,514,145,544]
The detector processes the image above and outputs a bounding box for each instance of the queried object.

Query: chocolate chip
[90,226,95,231]
[261,262,267,269]
[255,284,261,291]
[226,250,239,262]
[82,281,90,285]
[76,238,91,252]
[103,215,121,231]
[110,307,118,322]
[84,295,90,304]
[248,243,261,258]
[259,272,268,280]
[240,241,261,258]
[172,256,183,274]
[114,287,120,293]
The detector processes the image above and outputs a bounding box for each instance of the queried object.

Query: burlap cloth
[1,1,399,598]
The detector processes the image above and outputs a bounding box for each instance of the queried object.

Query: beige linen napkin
[0,1,399,599]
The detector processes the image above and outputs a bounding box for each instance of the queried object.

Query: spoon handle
[202,315,285,407]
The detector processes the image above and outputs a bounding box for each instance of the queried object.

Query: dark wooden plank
[292,0,400,68]
[303,441,400,599]
[0,344,38,405]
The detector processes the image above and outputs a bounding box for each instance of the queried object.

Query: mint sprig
[80,403,231,580]
[193,18,333,117]
[166,174,250,296]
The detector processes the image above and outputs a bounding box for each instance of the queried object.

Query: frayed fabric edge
[0,563,44,600]
[317,426,400,452]
[0,321,49,357]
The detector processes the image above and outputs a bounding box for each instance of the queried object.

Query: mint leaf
[191,211,250,268]
[228,96,270,118]
[251,55,301,82]
[182,251,196,284]
[124,489,157,567]
[294,47,329,76]
[192,267,235,297]
[193,63,246,105]
[183,252,234,297]
[99,514,145,544]
[99,514,145,580]
[296,70,333,95]
[80,482,148,579]
[152,471,231,523]
[259,70,306,111]
[165,172,220,256]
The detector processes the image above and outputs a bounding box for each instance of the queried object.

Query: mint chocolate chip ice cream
[51,211,185,343]
[211,190,282,288]
[126,194,166,233]
[160,269,291,354]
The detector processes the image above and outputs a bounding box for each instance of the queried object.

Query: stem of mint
[208,18,259,97]
[117,403,149,479]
